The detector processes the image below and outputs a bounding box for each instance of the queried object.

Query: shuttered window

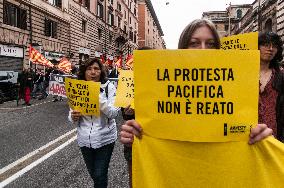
[45,18,58,38]
[3,1,27,30]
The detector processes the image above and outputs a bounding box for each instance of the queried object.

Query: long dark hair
[77,58,108,83]
[258,32,283,69]
[178,19,221,49]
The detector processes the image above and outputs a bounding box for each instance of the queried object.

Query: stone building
[202,4,251,37]
[69,0,139,65]
[1,0,164,71]
[203,0,280,36]
[0,0,70,71]
[137,0,166,49]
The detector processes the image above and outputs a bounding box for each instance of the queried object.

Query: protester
[68,58,132,188]
[120,19,273,177]
[51,65,64,102]
[258,32,284,142]
[31,70,44,99]
[19,68,34,106]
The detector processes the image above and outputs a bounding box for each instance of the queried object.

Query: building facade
[1,0,161,71]
[137,0,165,49]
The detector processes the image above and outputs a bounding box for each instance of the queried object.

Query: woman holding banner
[68,58,126,188]
[121,18,272,150]
[258,32,284,142]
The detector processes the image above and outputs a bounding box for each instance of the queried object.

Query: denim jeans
[80,142,115,188]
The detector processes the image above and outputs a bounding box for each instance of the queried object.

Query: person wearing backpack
[68,58,132,188]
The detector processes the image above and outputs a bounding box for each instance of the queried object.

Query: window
[109,0,114,5]
[225,24,228,31]
[48,0,62,8]
[237,9,242,19]
[129,31,133,41]
[84,0,90,10]
[124,10,127,19]
[134,33,137,43]
[108,11,114,26]
[109,34,113,44]
[98,28,102,40]
[3,1,27,30]
[118,16,122,28]
[117,2,122,11]
[134,8,136,16]
[129,16,132,24]
[45,18,58,38]
[124,25,127,33]
[82,20,87,33]
[97,2,104,19]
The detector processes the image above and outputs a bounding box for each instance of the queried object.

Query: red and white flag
[125,54,134,70]
[58,57,71,73]
[114,56,122,69]
[29,45,54,68]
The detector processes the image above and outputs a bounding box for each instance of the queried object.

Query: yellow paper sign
[114,70,134,108]
[134,50,260,142]
[221,32,258,50]
[65,78,100,116]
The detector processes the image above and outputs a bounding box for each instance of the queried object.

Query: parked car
[0,71,19,104]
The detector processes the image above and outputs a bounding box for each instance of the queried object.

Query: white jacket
[68,80,122,149]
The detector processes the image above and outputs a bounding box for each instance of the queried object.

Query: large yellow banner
[134,50,259,142]
[221,32,258,50]
[114,70,134,108]
[65,78,100,116]
[133,136,284,188]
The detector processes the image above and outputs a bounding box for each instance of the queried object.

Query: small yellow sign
[114,70,135,108]
[221,32,258,50]
[134,50,260,142]
[65,78,100,116]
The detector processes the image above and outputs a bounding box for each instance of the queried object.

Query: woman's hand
[120,120,142,147]
[249,124,273,144]
[71,110,81,122]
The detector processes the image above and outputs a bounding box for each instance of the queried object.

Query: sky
[151,0,255,49]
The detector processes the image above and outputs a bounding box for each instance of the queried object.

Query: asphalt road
[0,97,129,188]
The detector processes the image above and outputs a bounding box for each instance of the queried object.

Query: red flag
[100,55,105,65]
[29,45,54,68]
[114,56,122,69]
[58,57,71,73]
[125,54,134,69]
[106,58,113,66]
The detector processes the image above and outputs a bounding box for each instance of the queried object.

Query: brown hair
[178,19,220,49]
[77,58,108,83]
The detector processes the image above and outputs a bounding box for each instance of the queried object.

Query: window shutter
[53,21,58,38]
[57,0,62,8]
[44,18,49,36]
[19,9,27,30]
[3,1,8,24]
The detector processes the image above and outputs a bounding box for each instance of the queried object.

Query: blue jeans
[80,143,115,188]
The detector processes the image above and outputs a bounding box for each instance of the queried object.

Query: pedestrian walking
[68,58,132,188]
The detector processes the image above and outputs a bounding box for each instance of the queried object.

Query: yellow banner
[65,78,100,116]
[221,32,258,50]
[133,136,284,188]
[134,50,259,142]
[114,70,135,108]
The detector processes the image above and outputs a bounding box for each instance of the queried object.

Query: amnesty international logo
[224,123,252,136]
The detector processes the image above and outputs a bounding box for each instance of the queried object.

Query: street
[0,97,129,188]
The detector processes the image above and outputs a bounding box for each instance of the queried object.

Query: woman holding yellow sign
[68,58,125,188]
[121,19,272,150]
